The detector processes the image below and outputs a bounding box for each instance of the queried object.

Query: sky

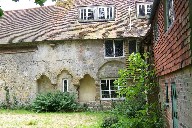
[0,0,56,11]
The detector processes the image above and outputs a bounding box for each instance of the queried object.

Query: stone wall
[0,39,127,107]
[158,65,192,128]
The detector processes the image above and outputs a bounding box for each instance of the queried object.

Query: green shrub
[101,115,119,128]
[32,91,81,112]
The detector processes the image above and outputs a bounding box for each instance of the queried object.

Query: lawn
[0,109,109,128]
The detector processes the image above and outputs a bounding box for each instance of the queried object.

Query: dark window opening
[114,40,123,57]
[105,40,114,57]
[129,40,137,54]
[165,83,169,103]
[139,5,145,16]
[87,9,94,20]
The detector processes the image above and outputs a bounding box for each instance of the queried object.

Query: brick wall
[150,0,192,127]
[159,66,192,128]
[153,0,191,76]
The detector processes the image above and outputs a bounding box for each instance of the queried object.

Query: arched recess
[79,74,96,102]
[57,70,74,92]
[97,60,125,79]
[37,75,55,93]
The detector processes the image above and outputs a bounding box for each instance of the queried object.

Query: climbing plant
[112,53,164,128]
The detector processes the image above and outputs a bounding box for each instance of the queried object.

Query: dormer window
[136,2,153,18]
[79,5,115,22]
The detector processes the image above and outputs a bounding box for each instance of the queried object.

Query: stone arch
[97,60,125,79]
[37,75,55,93]
[57,70,75,92]
[79,74,96,102]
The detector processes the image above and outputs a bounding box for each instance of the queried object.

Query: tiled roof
[0,0,151,44]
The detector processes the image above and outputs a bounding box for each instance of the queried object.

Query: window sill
[100,98,125,101]
[137,16,150,19]
[104,56,125,59]
[78,19,115,23]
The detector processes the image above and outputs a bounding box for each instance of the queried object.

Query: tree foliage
[0,0,56,17]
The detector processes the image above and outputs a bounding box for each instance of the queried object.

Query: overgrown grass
[0,109,110,128]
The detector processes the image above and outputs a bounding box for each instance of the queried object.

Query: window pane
[101,80,109,90]
[147,5,152,16]
[107,8,110,19]
[88,9,94,20]
[107,7,113,19]
[110,80,117,90]
[80,9,84,19]
[63,80,68,92]
[83,9,86,20]
[102,91,110,98]
[129,40,136,54]
[114,40,123,57]
[139,5,145,16]
[99,8,105,19]
[105,40,114,57]
[111,91,118,98]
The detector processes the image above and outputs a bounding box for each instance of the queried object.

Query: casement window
[129,40,137,54]
[105,40,124,58]
[153,21,159,42]
[136,3,153,18]
[165,0,174,30]
[79,5,115,22]
[62,79,68,92]
[100,79,123,100]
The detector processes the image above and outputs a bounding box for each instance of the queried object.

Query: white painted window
[62,79,68,92]
[105,40,124,58]
[79,5,115,22]
[136,3,153,18]
[100,79,124,100]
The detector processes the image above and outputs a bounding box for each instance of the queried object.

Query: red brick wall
[152,0,191,76]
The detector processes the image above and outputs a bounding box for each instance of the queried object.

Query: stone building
[0,0,153,109]
[149,0,192,127]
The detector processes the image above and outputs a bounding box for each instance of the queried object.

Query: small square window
[136,3,153,18]
[100,79,122,100]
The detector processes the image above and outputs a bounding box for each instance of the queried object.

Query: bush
[32,91,81,112]
[101,115,119,128]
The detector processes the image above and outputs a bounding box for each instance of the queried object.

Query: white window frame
[100,79,124,100]
[136,2,153,18]
[104,39,124,58]
[62,79,69,92]
[79,5,115,22]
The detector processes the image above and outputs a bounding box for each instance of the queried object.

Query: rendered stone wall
[0,39,126,106]
[158,65,192,128]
